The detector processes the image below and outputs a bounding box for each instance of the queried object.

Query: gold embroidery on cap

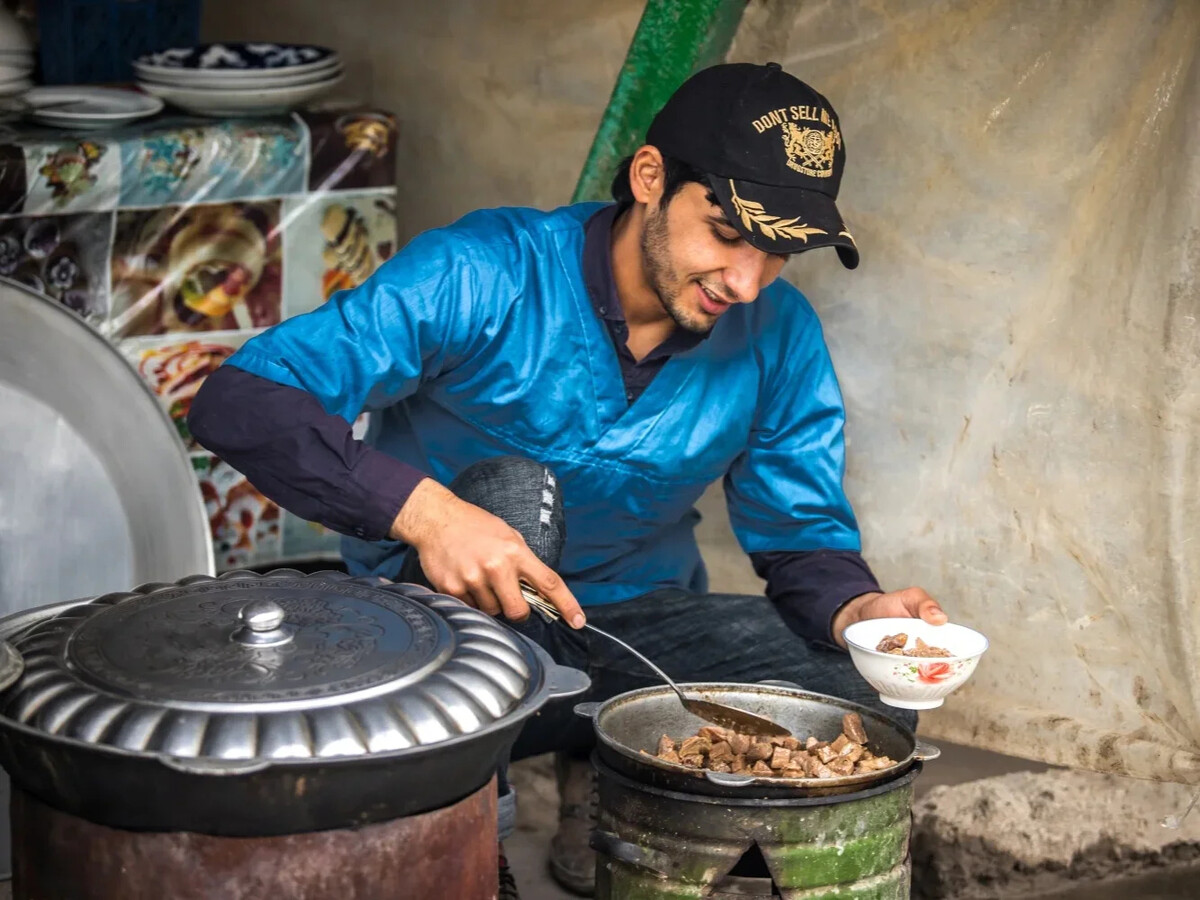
[728,180,828,243]
[838,230,856,245]
[782,119,841,178]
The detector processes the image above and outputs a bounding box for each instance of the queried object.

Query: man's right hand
[389,478,586,629]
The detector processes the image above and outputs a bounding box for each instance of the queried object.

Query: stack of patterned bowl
[134,42,342,117]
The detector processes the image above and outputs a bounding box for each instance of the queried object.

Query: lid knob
[233,600,292,647]
[239,600,286,632]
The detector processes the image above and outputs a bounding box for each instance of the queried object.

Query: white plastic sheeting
[728,0,1200,782]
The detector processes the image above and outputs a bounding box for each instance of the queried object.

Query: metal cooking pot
[0,569,589,836]
[575,682,940,799]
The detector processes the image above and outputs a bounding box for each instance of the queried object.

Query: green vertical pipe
[571,0,749,202]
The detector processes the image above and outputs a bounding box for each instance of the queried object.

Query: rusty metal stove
[12,779,497,900]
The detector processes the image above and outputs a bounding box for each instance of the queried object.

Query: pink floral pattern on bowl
[892,660,962,685]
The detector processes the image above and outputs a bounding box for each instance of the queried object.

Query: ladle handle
[520,585,687,701]
[584,622,686,700]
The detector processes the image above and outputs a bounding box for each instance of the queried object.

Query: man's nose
[722,248,774,303]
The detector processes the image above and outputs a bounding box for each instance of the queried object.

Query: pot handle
[546,664,590,700]
[590,829,674,877]
[573,701,601,720]
[704,770,757,787]
[158,756,274,777]
[914,739,941,762]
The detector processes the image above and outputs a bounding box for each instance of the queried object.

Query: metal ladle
[520,585,791,737]
[1161,787,1200,830]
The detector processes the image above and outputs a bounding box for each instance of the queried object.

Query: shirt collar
[582,204,708,355]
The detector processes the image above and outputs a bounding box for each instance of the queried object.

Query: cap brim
[708,175,859,269]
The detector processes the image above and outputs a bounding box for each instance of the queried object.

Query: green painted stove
[592,759,916,899]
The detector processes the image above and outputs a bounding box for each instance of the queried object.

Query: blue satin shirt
[225,202,863,606]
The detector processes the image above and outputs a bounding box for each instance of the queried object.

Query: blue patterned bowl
[136,42,336,73]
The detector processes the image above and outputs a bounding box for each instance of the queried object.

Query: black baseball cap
[646,62,859,269]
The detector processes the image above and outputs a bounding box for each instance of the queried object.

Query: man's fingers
[493,577,532,622]
[463,579,503,618]
[917,596,949,624]
[526,561,585,629]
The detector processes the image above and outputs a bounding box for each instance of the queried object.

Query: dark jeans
[401,456,916,836]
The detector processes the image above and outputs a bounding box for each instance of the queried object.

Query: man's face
[640,182,788,333]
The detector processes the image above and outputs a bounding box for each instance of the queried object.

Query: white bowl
[842,618,988,710]
[138,73,342,117]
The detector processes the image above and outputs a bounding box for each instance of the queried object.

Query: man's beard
[640,203,714,334]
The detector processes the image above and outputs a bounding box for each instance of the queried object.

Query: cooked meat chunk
[842,713,868,744]
[650,713,899,779]
[857,755,896,770]
[876,633,908,653]
[828,757,855,776]
[678,736,711,758]
[844,745,866,763]
[708,740,734,763]
[875,632,953,657]
[909,636,953,658]
[746,741,774,762]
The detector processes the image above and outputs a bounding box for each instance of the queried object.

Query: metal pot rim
[579,682,928,792]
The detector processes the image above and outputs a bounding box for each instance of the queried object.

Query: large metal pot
[575,681,940,799]
[0,569,589,836]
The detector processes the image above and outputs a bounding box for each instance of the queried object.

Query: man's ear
[628,145,665,207]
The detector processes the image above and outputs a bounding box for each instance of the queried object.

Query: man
[190,62,947,897]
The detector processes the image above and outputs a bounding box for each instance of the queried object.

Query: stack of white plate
[0,8,33,97]
[133,42,342,117]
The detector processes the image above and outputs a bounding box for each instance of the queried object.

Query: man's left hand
[830,587,948,649]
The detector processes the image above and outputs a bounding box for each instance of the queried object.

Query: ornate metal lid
[0,641,21,692]
[0,571,538,762]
